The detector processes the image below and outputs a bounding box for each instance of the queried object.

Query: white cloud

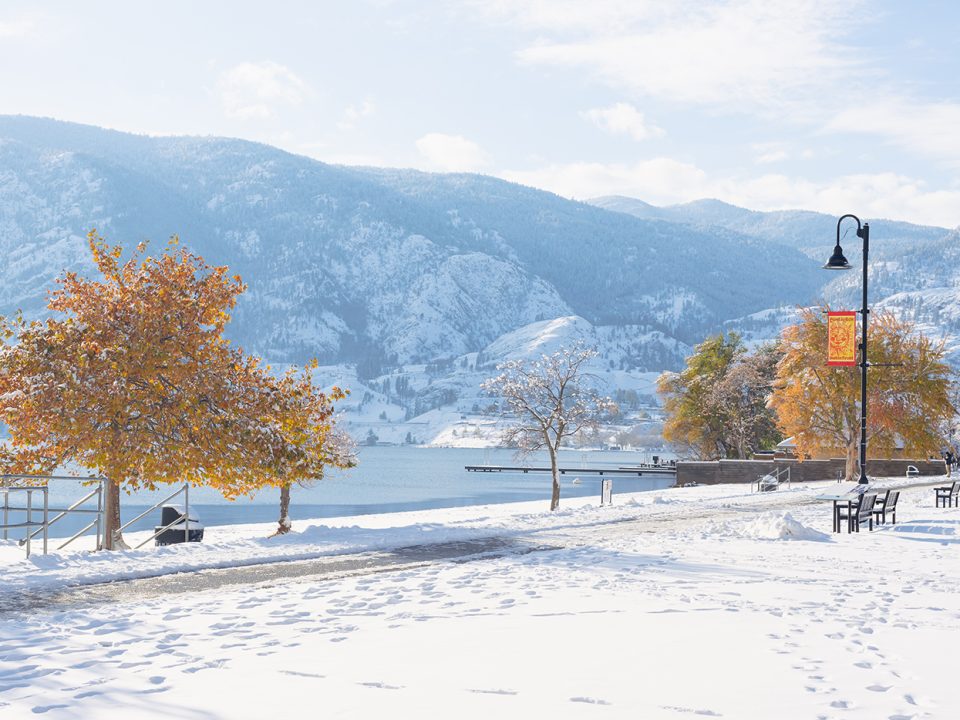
[473,1,670,34]
[513,0,863,111]
[0,15,35,37]
[415,133,491,172]
[583,102,663,141]
[338,99,376,131]
[503,159,960,228]
[755,150,789,164]
[218,61,307,120]
[504,158,708,205]
[752,142,789,165]
[825,97,960,167]
[483,0,960,175]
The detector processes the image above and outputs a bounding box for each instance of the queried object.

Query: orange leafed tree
[0,231,351,548]
[262,364,356,535]
[770,307,955,481]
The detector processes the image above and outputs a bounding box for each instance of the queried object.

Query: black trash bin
[155,505,204,546]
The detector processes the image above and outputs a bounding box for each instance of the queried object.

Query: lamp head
[823,244,852,270]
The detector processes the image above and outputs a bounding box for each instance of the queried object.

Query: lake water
[2,446,675,541]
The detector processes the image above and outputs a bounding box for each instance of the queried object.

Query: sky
[1,0,959,227]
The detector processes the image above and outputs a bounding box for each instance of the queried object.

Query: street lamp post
[824,214,870,484]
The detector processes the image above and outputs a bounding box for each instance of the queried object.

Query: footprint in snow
[468,688,518,696]
[31,704,71,715]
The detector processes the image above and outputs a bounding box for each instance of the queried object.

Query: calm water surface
[3,446,675,540]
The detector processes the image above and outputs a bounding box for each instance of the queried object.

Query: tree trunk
[276,483,293,535]
[100,478,129,551]
[844,439,858,483]
[548,447,561,511]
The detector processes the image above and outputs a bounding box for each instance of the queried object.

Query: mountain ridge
[0,115,824,369]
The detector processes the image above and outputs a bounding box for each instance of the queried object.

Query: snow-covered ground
[2,477,958,719]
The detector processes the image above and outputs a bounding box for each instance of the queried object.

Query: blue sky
[2,0,958,226]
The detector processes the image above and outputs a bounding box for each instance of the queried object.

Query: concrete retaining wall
[675,458,946,486]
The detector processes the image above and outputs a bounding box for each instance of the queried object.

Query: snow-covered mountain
[0,116,822,371]
[327,315,673,447]
[593,195,960,363]
[590,195,950,260]
[2,116,957,444]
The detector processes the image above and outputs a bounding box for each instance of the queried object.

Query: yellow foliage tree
[263,364,356,535]
[770,307,955,481]
[0,231,351,548]
[658,333,782,459]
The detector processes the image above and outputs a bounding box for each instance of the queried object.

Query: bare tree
[482,344,616,511]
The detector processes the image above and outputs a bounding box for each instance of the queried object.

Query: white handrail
[20,483,104,544]
[2,479,105,555]
[0,486,48,558]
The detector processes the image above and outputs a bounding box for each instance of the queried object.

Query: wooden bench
[935,480,960,508]
[873,489,899,525]
[837,491,878,533]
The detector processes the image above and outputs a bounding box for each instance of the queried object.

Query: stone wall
[675,458,946,486]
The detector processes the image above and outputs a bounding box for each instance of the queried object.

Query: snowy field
[1,477,958,719]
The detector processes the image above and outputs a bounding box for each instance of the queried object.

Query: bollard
[601,478,613,506]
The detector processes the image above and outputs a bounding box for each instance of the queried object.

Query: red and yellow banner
[827,311,857,366]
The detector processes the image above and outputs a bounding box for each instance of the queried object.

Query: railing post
[25,489,32,559]
[96,481,103,551]
[184,483,190,544]
[43,487,49,555]
[2,488,8,542]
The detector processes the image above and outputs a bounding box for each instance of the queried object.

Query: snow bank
[711,511,831,542]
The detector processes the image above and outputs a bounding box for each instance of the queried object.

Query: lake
[2,446,675,541]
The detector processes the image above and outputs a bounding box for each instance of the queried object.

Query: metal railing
[753,466,791,492]
[2,477,195,555]
[2,475,106,557]
[1,485,48,557]
[118,483,191,550]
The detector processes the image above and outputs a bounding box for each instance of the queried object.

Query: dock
[465,465,676,476]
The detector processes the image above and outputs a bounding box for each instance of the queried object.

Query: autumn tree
[265,366,356,536]
[769,307,955,481]
[0,231,350,549]
[658,333,781,459]
[481,344,616,511]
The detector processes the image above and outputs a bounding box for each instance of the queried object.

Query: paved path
[1,478,944,616]
[0,537,556,616]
